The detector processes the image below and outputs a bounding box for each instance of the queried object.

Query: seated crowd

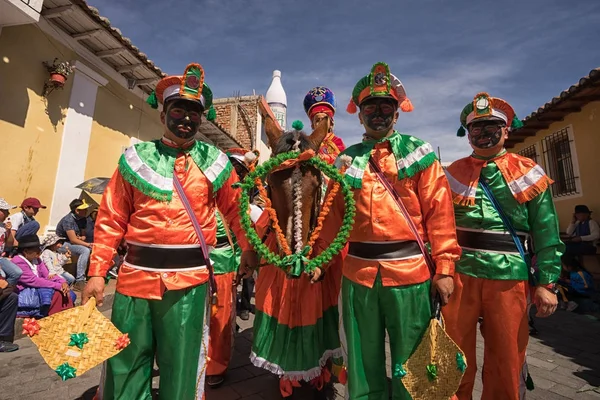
[0,196,121,353]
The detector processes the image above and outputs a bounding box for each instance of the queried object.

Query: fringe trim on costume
[118,154,172,202]
[250,347,343,382]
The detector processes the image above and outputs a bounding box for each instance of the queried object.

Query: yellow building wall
[0,24,76,229]
[84,81,162,182]
[511,101,600,231]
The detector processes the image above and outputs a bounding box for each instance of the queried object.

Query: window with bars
[542,127,579,198]
[518,144,539,164]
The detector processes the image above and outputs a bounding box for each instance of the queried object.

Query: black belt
[215,236,230,249]
[125,243,206,269]
[348,241,422,260]
[457,229,527,253]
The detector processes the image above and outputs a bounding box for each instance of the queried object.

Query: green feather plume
[207,105,217,121]
[291,120,304,131]
[146,91,158,109]
[511,115,524,130]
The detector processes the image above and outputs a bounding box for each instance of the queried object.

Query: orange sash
[445,152,553,206]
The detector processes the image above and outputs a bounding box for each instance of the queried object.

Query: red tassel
[346,98,358,114]
[400,98,414,112]
[322,368,332,383]
[339,367,348,384]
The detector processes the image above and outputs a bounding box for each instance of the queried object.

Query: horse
[249,116,340,399]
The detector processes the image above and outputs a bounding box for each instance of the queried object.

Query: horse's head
[264,117,330,252]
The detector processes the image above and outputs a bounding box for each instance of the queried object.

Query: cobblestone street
[1,305,600,399]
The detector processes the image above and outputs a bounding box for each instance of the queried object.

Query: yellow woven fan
[399,316,466,399]
[22,298,130,381]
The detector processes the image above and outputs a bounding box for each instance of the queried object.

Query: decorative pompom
[206,105,217,121]
[400,98,414,112]
[346,98,358,114]
[511,115,524,130]
[457,126,466,137]
[291,120,304,131]
[146,91,158,109]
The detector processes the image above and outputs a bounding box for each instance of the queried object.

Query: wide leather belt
[125,243,206,269]
[348,241,422,260]
[457,229,527,253]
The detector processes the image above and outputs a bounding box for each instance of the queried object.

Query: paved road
[2,306,600,399]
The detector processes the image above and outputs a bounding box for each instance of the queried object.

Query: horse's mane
[273,131,317,155]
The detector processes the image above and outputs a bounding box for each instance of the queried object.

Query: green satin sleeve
[211,212,241,274]
[527,189,564,284]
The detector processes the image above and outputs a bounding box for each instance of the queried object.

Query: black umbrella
[76,177,110,195]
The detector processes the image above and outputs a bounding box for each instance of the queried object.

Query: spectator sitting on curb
[0,198,22,286]
[0,276,19,352]
[565,205,599,258]
[12,235,74,317]
[7,197,45,248]
[41,234,75,285]
[56,199,93,291]
[558,255,596,312]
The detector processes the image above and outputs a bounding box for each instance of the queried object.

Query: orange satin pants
[443,273,529,400]
[207,271,237,376]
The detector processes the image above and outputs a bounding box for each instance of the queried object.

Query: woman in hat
[566,205,599,258]
[12,235,74,317]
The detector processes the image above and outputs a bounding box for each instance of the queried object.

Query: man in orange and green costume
[318,62,461,400]
[443,93,563,400]
[82,63,256,400]
[303,87,346,165]
[206,148,258,387]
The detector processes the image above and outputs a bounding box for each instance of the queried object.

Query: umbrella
[76,178,110,195]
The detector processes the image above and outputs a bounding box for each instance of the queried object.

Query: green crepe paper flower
[456,352,466,373]
[68,332,89,349]
[393,363,407,379]
[236,151,356,275]
[55,362,77,381]
[426,363,438,382]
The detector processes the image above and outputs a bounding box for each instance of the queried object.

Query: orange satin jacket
[319,141,461,288]
[89,149,250,300]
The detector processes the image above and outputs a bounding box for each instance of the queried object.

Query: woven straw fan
[399,317,467,399]
[21,297,130,381]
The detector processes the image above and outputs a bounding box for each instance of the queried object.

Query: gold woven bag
[22,297,130,381]
[400,314,466,400]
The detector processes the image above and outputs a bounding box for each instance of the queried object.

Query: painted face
[231,158,249,180]
[0,209,8,222]
[468,120,505,149]
[360,98,397,132]
[165,99,203,139]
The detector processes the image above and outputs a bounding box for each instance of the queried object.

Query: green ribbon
[393,363,407,379]
[68,332,89,349]
[456,352,466,373]
[426,363,438,382]
[281,246,311,278]
[55,362,77,381]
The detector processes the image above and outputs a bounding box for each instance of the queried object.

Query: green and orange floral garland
[235,150,356,276]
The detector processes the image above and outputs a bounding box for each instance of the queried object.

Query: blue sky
[90,0,600,162]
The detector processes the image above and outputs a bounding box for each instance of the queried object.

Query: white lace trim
[250,347,343,382]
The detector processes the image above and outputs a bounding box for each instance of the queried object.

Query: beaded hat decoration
[303,87,336,120]
[456,92,523,137]
[347,62,414,114]
[146,62,216,121]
